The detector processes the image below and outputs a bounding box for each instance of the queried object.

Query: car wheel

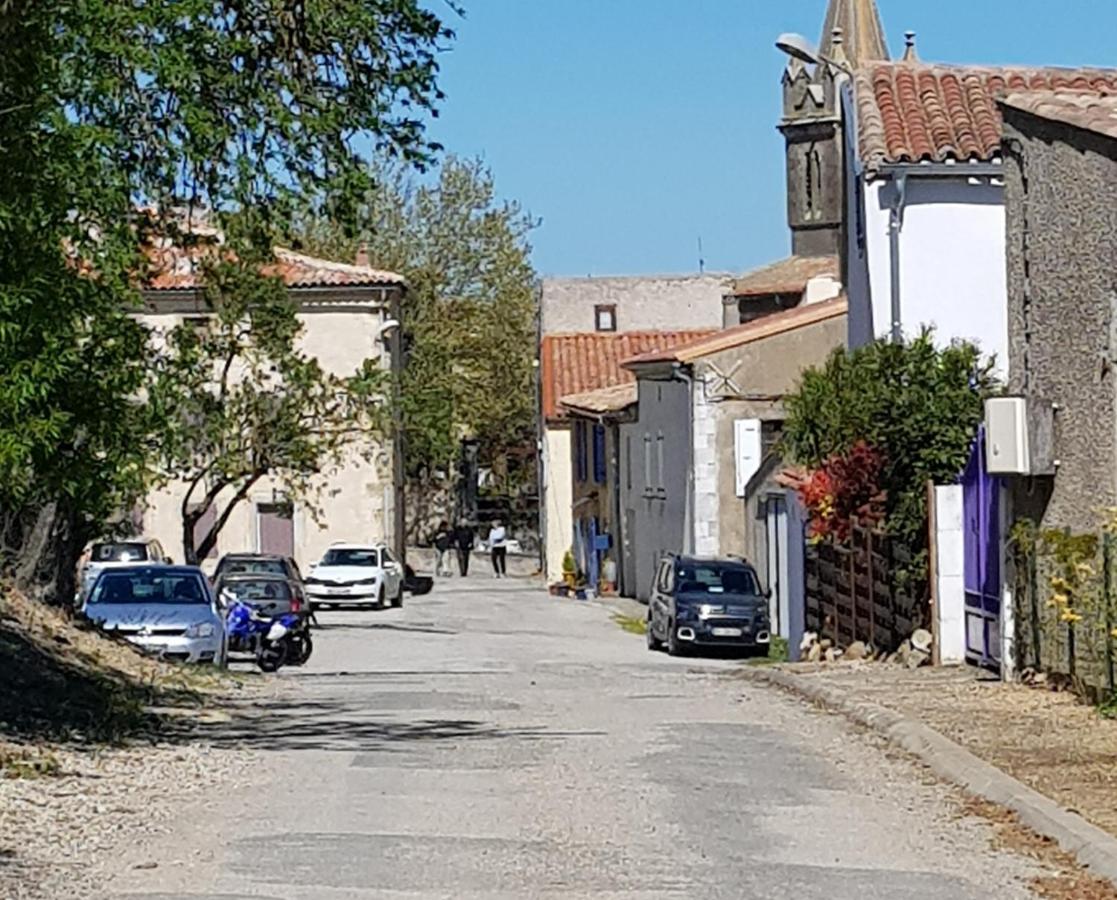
[667,621,685,657]
[646,615,662,651]
[377,586,386,608]
[391,583,404,609]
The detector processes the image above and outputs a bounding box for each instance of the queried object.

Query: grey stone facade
[1002,110,1117,532]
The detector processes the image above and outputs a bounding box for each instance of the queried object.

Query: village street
[108,578,1044,900]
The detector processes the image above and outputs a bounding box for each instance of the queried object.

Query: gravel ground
[0,738,267,900]
[785,661,1117,838]
[106,578,1053,899]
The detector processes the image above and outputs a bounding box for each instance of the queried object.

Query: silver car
[83,566,227,666]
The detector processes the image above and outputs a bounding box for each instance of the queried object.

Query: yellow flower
[1111,628,1117,639]
[1050,593,1070,607]
[1075,562,1095,578]
[1060,610,1083,624]
[1050,577,1070,593]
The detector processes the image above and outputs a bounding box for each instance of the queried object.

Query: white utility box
[985,397,1030,475]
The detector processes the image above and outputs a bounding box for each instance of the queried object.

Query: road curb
[740,665,1117,885]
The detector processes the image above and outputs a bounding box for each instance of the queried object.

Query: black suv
[646,554,771,657]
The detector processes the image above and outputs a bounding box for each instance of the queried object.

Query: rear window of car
[321,548,379,567]
[219,579,293,602]
[220,558,287,577]
[90,542,149,563]
[90,572,208,604]
[675,564,759,596]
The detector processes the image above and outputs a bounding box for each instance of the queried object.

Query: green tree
[291,158,539,529]
[0,1,456,599]
[146,259,388,566]
[783,331,997,552]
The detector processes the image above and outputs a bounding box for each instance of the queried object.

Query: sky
[427,1,1117,279]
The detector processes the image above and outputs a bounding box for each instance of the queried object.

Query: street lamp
[775,32,853,76]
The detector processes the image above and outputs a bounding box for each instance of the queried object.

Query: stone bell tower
[780,0,889,257]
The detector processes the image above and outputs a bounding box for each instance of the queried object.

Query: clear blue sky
[429,0,1117,278]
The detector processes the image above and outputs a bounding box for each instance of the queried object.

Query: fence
[1012,523,1117,700]
[804,524,926,652]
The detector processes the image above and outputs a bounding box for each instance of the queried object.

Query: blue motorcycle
[225,599,302,672]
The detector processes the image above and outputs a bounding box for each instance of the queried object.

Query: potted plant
[562,549,577,588]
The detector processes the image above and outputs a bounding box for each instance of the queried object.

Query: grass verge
[612,613,647,636]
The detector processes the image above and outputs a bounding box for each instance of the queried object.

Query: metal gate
[962,427,1002,669]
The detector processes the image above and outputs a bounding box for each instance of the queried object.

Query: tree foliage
[783,331,996,551]
[0,1,455,597]
[146,258,389,565]
[290,157,539,493]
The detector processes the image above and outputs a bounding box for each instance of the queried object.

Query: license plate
[712,627,743,638]
[326,586,351,595]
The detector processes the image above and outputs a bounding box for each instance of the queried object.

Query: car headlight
[185,622,216,639]
[355,577,380,585]
[699,604,725,618]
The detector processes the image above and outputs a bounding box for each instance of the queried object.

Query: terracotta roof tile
[145,245,404,291]
[1000,90,1117,143]
[540,330,715,421]
[855,63,1117,171]
[730,255,839,298]
[623,297,848,367]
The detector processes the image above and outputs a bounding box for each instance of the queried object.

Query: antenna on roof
[697,236,706,274]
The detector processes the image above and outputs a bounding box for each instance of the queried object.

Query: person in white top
[488,520,507,578]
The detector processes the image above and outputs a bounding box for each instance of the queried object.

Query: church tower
[780,0,889,257]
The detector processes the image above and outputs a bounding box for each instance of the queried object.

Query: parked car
[305,543,404,609]
[82,565,226,666]
[78,538,171,603]
[214,573,312,668]
[213,572,307,621]
[213,553,304,587]
[646,554,771,657]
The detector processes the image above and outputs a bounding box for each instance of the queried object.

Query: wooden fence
[804,525,925,652]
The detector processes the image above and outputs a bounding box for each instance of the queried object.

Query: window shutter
[734,419,763,497]
[593,425,607,484]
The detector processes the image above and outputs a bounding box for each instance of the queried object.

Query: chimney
[903,31,919,62]
[355,241,370,268]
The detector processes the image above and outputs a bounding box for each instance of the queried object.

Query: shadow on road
[311,621,457,636]
[165,696,557,753]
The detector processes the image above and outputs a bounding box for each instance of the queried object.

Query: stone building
[138,246,404,571]
[619,298,847,603]
[1000,91,1117,533]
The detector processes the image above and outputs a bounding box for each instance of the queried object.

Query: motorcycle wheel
[288,633,313,666]
[256,640,288,673]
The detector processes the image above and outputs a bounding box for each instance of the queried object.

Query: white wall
[860,177,1008,374]
[692,387,719,557]
[543,425,574,581]
[541,274,731,334]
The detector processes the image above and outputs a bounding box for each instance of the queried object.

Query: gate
[962,427,1002,669]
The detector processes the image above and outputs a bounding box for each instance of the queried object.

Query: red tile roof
[541,330,715,422]
[1000,90,1117,143]
[855,64,1117,171]
[624,297,848,367]
[731,255,839,299]
[145,245,405,291]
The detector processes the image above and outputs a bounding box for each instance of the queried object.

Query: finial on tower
[819,0,890,66]
[903,30,919,62]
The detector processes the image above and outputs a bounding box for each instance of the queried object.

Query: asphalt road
[109,577,1042,900]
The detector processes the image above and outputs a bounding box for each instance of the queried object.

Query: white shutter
[734,419,762,497]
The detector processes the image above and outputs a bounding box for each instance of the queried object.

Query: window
[656,560,675,594]
[594,304,617,332]
[593,425,607,484]
[655,432,665,495]
[321,548,380,567]
[675,563,760,597]
[90,571,208,605]
[189,502,218,559]
[574,421,589,483]
[643,434,653,494]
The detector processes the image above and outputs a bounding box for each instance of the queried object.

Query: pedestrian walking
[433,521,452,577]
[488,519,507,578]
[454,521,475,577]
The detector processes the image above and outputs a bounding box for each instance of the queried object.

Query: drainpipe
[889,171,908,344]
[674,362,696,555]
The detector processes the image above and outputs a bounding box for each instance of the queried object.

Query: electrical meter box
[985,397,1030,475]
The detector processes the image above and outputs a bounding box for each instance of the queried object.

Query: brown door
[257,503,295,557]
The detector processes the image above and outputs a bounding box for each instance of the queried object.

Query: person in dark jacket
[433,521,452,577]
[454,521,475,577]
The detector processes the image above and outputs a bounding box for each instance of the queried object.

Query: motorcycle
[224,598,303,672]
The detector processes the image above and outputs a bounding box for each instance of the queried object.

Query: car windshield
[219,579,293,602]
[90,572,208,604]
[90,542,148,563]
[221,558,286,577]
[675,565,759,596]
[321,548,379,567]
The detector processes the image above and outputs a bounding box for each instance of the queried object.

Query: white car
[304,544,404,609]
[77,538,171,604]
